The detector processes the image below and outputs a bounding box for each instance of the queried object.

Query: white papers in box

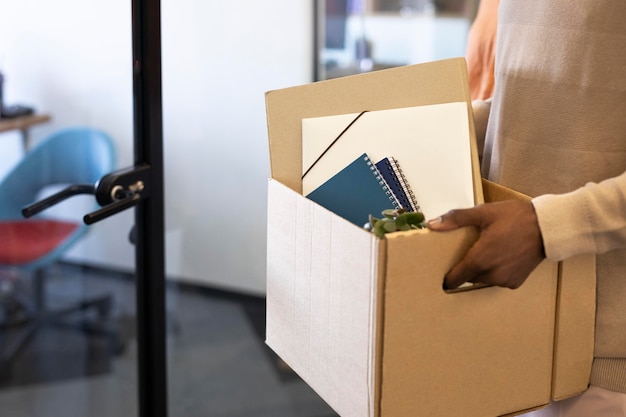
[302,102,474,220]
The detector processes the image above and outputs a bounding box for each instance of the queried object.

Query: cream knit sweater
[480,0,626,392]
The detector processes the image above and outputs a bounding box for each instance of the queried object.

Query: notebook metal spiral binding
[390,157,420,212]
[365,155,401,208]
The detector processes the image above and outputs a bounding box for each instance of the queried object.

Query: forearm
[532,171,626,261]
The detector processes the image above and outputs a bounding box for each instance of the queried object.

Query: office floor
[0,263,338,417]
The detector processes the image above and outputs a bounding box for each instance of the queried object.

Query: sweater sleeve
[531,170,626,261]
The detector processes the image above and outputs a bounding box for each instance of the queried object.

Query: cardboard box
[264,58,595,417]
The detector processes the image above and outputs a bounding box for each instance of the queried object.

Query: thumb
[427,207,483,231]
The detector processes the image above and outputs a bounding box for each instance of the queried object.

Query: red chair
[0,127,118,377]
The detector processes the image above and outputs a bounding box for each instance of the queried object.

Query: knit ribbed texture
[590,358,626,393]
[484,1,626,393]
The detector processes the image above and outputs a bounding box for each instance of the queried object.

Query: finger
[427,207,483,231]
[443,256,483,289]
[443,238,490,289]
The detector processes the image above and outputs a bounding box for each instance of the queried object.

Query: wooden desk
[0,114,51,150]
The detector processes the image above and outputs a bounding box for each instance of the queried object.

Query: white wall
[159,1,312,294]
[0,0,312,295]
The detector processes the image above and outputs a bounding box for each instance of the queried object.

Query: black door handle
[22,184,96,218]
[84,193,141,225]
[22,164,151,225]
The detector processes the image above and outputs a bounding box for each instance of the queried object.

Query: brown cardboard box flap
[265,57,483,206]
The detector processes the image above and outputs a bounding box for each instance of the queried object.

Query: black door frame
[131,1,168,416]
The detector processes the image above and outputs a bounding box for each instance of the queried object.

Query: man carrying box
[428,1,626,416]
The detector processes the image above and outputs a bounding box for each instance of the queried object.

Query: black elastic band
[302,110,369,179]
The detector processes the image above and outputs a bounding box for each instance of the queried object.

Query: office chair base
[0,269,128,381]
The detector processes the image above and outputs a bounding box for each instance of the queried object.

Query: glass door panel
[161,1,337,416]
[0,2,139,416]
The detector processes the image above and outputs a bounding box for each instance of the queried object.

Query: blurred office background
[0,0,477,416]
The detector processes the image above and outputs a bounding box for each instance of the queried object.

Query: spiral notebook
[375,157,420,212]
[305,153,400,227]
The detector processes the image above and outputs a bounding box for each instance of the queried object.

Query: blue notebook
[306,153,400,227]
[375,156,420,212]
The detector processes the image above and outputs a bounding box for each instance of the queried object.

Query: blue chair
[0,127,118,375]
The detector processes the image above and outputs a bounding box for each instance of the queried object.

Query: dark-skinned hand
[427,200,545,290]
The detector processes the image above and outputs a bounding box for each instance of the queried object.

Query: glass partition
[315,0,478,80]
[0,2,138,416]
